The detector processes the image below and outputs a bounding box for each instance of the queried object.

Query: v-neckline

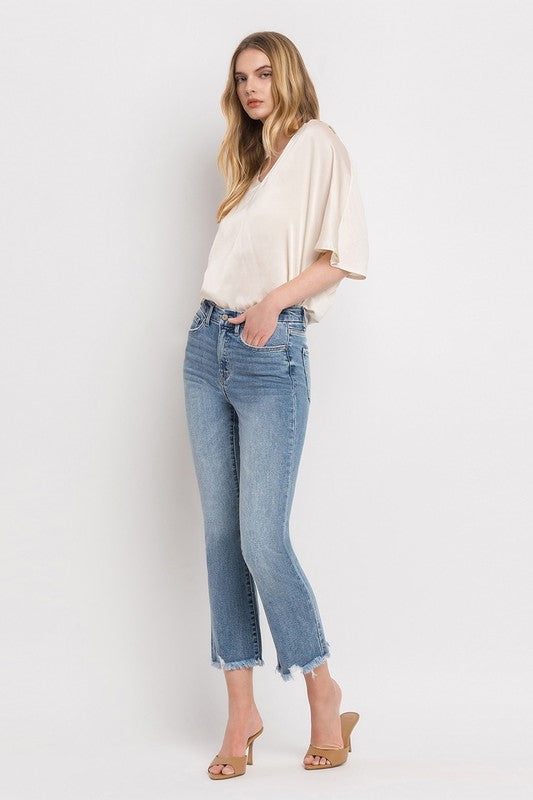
[252,121,310,187]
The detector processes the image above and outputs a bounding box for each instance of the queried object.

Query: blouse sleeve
[313,132,369,280]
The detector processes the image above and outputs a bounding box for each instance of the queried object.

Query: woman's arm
[263,250,350,314]
[228,251,351,346]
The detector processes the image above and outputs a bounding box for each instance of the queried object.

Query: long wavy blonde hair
[216,32,320,222]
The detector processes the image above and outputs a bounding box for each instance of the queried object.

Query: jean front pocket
[238,321,288,351]
[302,345,311,402]
[188,309,207,333]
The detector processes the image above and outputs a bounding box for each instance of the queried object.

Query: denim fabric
[182,298,331,681]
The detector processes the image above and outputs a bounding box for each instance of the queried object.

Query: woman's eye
[235,72,271,83]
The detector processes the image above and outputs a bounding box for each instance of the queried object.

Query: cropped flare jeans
[182,298,331,681]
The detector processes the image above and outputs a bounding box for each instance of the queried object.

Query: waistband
[199,298,307,327]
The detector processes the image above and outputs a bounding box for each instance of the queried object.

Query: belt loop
[205,301,214,325]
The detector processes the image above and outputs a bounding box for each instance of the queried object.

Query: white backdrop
[1,1,532,797]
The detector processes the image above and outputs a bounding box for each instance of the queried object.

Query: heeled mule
[303,711,360,770]
[207,726,264,780]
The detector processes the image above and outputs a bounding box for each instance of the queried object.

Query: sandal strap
[208,753,247,769]
[305,744,348,766]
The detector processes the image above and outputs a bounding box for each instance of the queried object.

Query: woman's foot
[208,704,264,776]
[208,663,263,776]
[303,665,344,767]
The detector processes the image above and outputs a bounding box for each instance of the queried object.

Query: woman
[182,31,368,779]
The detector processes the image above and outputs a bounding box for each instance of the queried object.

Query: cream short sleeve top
[199,119,369,325]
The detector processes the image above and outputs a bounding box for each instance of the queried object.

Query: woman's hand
[228,297,282,347]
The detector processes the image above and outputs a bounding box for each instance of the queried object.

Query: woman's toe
[209,763,235,775]
[304,754,331,765]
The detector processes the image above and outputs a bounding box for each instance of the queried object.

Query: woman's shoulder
[298,119,351,165]
[299,118,338,141]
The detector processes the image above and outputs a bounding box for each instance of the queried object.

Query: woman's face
[234,48,274,122]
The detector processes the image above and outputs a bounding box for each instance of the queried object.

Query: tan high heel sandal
[207,727,264,780]
[303,711,360,769]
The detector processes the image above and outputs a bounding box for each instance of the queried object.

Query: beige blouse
[199,119,369,324]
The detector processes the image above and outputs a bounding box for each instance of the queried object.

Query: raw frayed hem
[211,655,265,671]
[275,648,331,682]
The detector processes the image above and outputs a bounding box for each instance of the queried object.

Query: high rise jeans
[182,298,331,681]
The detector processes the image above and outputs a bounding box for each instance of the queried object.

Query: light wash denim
[182,298,331,681]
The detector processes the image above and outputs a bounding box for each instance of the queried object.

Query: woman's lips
[248,100,262,107]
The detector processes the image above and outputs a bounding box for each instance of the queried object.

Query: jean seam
[277,348,326,676]
[302,346,311,403]
[244,570,261,658]
[230,405,261,657]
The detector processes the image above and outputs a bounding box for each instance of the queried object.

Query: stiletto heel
[207,727,263,779]
[247,738,255,765]
[303,711,359,770]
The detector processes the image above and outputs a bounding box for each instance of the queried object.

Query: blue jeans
[182,298,331,681]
